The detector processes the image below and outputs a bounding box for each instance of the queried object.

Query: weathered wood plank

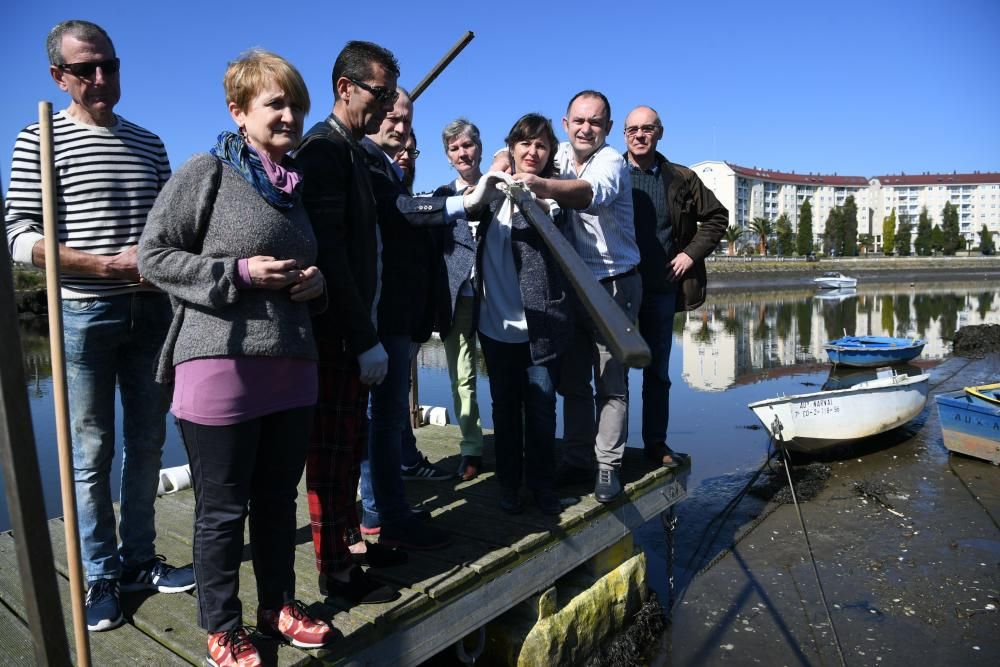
[0,599,47,666]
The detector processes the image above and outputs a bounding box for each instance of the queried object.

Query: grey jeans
[559,271,642,470]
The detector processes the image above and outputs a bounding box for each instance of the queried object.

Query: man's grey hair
[46,20,115,66]
[441,118,482,153]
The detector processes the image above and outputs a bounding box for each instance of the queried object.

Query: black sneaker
[86,578,124,632]
[320,568,398,606]
[121,555,195,593]
[401,456,454,481]
[533,489,563,516]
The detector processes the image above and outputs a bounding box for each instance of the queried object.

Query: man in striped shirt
[4,20,194,633]
[508,90,641,503]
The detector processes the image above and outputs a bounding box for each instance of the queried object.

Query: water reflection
[680,283,1000,392]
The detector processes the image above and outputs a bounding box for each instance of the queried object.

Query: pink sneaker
[206,626,260,667]
[258,600,334,649]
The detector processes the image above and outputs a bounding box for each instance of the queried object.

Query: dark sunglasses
[348,78,399,105]
[56,58,121,79]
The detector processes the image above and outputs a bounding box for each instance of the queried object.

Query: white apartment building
[691,161,1000,252]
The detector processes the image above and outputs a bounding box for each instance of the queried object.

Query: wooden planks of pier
[0,425,687,666]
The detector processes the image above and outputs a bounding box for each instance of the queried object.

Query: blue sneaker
[121,555,195,593]
[86,579,123,631]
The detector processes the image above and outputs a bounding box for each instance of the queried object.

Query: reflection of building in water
[691,161,1000,251]
[682,288,1000,391]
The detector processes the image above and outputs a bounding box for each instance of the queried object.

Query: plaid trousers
[306,339,370,573]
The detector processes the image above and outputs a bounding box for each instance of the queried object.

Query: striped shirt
[554,142,639,278]
[4,110,171,298]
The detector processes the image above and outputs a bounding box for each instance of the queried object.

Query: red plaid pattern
[306,339,370,572]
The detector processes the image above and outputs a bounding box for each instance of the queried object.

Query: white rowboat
[748,372,929,452]
[813,272,858,289]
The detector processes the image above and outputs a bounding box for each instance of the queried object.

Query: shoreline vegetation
[11,256,1000,315]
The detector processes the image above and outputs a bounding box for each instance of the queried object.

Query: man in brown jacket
[623,105,728,467]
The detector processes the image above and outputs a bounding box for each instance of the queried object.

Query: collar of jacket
[324,113,359,146]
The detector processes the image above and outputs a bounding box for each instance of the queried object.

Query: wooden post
[409,31,475,102]
[505,186,652,367]
[0,164,73,666]
[39,100,92,666]
[407,30,475,427]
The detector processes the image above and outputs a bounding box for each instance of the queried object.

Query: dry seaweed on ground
[853,478,899,510]
[749,462,832,503]
[586,592,666,667]
[951,324,1000,358]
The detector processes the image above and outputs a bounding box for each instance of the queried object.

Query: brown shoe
[643,443,690,469]
[456,455,482,481]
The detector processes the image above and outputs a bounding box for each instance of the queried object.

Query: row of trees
[723,198,996,257]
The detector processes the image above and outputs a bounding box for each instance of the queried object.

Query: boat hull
[748,374,929,452]
[824,336,926,367]
[935,388,1000,464]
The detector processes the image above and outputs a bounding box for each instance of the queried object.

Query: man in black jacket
[623,105,728,467]
[295,40,400,606]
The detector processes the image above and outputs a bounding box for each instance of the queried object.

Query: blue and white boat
[824,335,926,367]
[935,384,1000,464]
[813,272,857,289]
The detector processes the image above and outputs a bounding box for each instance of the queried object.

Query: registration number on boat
[793,398,841,418]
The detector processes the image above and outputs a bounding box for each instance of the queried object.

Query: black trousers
[179,406,312,632]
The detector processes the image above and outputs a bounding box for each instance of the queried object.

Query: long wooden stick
[505,187,651,367]
[409,31,475,101]
[0,169,72,666]
[40,100,92,666]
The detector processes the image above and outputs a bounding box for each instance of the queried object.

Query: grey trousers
[559,271,642,470]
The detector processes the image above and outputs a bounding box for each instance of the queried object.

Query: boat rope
[948,458,1000,532]
[774,420,849,667]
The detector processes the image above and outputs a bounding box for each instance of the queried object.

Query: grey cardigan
[138,153,320,382]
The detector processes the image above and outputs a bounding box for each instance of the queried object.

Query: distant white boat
[813,272,858,289]
[747,370,929,452]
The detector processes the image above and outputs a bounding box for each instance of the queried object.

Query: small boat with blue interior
[936,383,1000,464]
[813,272,857,289]
[824,335,926,367]
[748,369,929,453]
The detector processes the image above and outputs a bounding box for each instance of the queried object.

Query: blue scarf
[210,131,300,209]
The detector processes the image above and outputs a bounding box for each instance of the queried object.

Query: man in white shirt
[511,90,641,503]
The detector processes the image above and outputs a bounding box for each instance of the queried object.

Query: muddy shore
[655,352,1000,666]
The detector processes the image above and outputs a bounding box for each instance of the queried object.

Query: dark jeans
[360,334,411,528]
[479,334,559,492]
[180,406,312,632]
[637,290,677,447]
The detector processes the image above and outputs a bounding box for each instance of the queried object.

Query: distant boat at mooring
[823,335,926,367]
[748,371,929,453]
[813,272,858,289]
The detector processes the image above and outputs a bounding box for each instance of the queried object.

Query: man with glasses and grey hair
[622,105,727,469]
[4,19,195,633]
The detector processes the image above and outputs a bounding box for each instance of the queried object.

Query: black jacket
[430,181,478,337]
[295,114,379,353]
[636,152,728,311]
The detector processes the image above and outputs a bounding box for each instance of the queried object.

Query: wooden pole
[0,166,72,666]
[407,30,475,422]
[409,31,475,102]
[506,186,652,367]
[39,100,92,666]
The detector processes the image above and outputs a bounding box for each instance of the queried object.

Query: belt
[598,267,638,285]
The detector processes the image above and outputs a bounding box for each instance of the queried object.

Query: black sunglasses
[348,78,399,105]
[57,58,121,79]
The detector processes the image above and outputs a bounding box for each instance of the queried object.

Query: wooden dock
[0,426,687,666]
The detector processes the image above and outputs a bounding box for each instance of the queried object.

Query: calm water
[4,283,999,555]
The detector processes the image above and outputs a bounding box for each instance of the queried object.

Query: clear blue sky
[2,0,998,195]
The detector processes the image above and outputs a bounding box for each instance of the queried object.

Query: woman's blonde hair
[224,48,310,113]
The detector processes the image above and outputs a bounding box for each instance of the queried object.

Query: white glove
[357,342,388,385]
[463,171,513,217]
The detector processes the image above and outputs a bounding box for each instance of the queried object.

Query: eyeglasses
[404,148,420,158]
[348,78,399,105]
[624,124,661,137]
[56,58,120,79]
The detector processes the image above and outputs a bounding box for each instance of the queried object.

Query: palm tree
[749,217,774,256]
[723,225,744,256]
